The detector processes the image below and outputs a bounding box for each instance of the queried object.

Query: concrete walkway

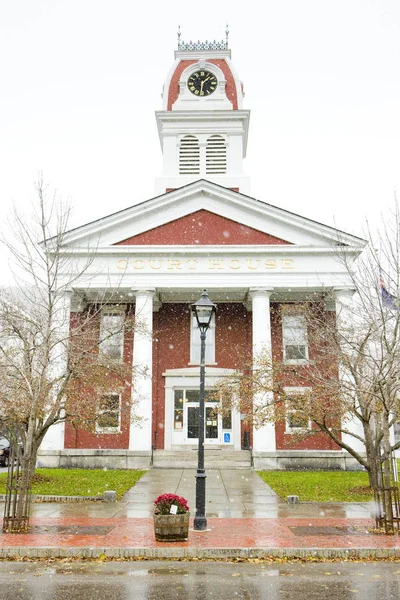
[120,469,279,518]
[1,469,398,560]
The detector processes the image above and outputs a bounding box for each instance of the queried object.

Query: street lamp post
[191,289,217,531]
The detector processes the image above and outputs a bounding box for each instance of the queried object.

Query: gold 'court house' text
[115,258,296,272]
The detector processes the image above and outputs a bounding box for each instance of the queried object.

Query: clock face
[187,70,218,96]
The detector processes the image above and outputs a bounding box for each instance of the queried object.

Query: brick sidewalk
[1,515,400,560]
[1,469,399,560]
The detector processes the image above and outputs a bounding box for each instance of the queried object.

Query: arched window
[206,135,227,174]
[179,135,200,174]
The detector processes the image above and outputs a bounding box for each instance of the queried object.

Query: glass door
[186,406,199,439]
[205,406,218,440]
[172,387,234,447]
[186,403,220,442]
[181,389,221,444]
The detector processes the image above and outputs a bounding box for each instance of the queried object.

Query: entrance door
[186,404,219,442]
[167,372,239,450]
[183,389,221,444]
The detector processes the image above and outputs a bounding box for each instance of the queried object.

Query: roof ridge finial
[177,29,229,51]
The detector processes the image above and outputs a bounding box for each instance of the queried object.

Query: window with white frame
[190,313,215,364]
[282,314,308,362]
[99,309,125,361]
[96,393,121,432]
[284,387,312,433]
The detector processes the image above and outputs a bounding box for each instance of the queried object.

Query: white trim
[282,314,309,364]
[99,307,125,362]
[56,180,366,250]
[180,61,227,86]
[129,290,154,451]
[251,288,276,452]
[96,393,121,434]
[283,387,312,433]
[163,368,240,450]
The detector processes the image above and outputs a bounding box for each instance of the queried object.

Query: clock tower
[155,30,251,195]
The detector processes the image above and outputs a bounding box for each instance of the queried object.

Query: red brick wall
[167,59,238,110]
[270,303,339,451]
[115,210,291,246]
[152,304,190,449]
[65,301,337,452]
[216,304,252,446]
[64,307,134,450]
[152,303,252,449]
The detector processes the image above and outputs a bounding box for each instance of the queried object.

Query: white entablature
[53,180,366,303]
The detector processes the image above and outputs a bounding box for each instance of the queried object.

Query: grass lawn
[257,470,377,502]
[0,468,145,500]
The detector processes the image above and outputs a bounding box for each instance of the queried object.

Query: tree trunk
[363,425,380,489]
[366,449,380,489]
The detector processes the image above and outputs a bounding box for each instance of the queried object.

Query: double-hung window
[284,387,312,433]
[190,313,215,364]
[99,309,125,361]
[96,393,121,433]
[282,314,308,362]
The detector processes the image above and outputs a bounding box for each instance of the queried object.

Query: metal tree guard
[2,444,32,533]
[374,448,400,534]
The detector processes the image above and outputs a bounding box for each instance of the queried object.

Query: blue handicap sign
[224,433,231,443]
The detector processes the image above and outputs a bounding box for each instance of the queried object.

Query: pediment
[60,180,366,250]
[114,209,291,246]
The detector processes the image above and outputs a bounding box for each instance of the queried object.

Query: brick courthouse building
[38,37,366,470]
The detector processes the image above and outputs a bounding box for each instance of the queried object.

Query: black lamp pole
[191,289,216,531]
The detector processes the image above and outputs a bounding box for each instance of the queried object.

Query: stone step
[152,449,252,469]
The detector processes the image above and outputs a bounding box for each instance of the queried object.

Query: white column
[250,288,276,452]
[334,288,365,454]
[40,290,72,452]
[130,290,155,451]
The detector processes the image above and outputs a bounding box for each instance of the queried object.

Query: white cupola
[154,31,251,195]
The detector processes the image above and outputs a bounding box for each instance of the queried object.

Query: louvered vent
[206,135,227,174]
[179,135,200,175]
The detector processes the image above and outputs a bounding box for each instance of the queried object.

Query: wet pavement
[118,469,281,519]
[0,469,398,559]
[11,468,375,520]
[0,560,399,600]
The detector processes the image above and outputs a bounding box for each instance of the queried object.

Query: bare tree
[0,179,141,532]
[215,201,400,532]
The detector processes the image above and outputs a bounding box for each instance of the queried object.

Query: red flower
[154,493,189,515]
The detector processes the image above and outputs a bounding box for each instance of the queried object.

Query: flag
[380,273,398,309]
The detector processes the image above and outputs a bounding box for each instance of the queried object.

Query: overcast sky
[1,0,399,279]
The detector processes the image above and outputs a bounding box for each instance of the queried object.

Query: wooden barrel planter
[153,512,190,542]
